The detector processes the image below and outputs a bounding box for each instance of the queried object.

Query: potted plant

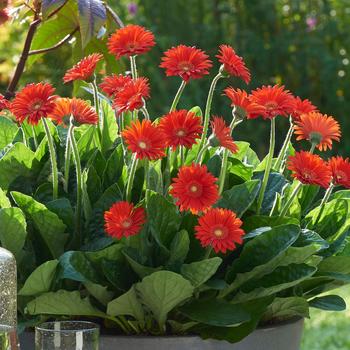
[1,2,350,350]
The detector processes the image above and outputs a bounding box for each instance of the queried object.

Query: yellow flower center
[122,219,132,228]
[177,129,186,137]
[138,141,147,149]
[190,185,198,193]
[214,229,224,237]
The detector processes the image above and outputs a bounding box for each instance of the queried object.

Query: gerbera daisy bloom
[216,45,251,84]
[287,151,332,188]
[209,116,238,154]
[99,74,132,97]
[160,45,212,82]
[328,156,350,188]
[113,77,150,114]
[63,53,103,83]
[195,208,245,254]
[223,87,266,119]
[0,8,10,25]
[290,96,318,121]
[250,85,294,119]
[158,110,202,149]
[0,93,9,112]
[294,112,341,151]
[170,163,219,214]
[122,119,166,160]
[10,82,57,125]
[107,24,155,58]
[50,98,98,126]
[104,201,146,239]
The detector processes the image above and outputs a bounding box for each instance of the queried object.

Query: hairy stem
[64,135,71,193]
[130,55,138,79]
[126,154,139,202]
[275,117,293,172]
[91,79,102,137]
[280,182,303,217]
[170,80,186,112]
[314,182,335,225]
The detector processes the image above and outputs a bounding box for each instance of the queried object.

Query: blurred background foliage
[0,0,349,156]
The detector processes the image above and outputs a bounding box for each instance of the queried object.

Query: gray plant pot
[19,318,304,350]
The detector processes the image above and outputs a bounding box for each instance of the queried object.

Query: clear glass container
[0,247,18,350]
[35,321,100,350]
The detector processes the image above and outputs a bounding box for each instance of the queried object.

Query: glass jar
[0,247,18,350]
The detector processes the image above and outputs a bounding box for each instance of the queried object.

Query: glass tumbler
[35,321,100,350]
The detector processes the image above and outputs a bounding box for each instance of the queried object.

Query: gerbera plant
[1,20,350,347]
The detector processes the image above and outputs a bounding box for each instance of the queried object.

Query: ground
[301,286,350,350]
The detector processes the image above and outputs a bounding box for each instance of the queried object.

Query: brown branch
[28,26,79,55]
[106,5,124,28]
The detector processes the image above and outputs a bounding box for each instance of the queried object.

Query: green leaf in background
[0,143,37,191]
[0,207,27,258]
[0,117,17,150]
[228,158,253,182]
[11,192,67,258]
[59,251,100,283]
[85,243,123,263]
[147,192,181,248]
[86,166,102,205]
[26,290,105,317]
[242,215,299,233]
[309,295,346,311]
[136,271,194,329]
[216,180,261,217]
[168,230,190,266]
[77,125,100,161]
[103,145,124,188]
[18,260,59,296]
[84,281,114,306]
[46,198,74,229]
[100,100,118,154]
[180,299,250,327]
[232,141,260,168]
[236,264,316,302]
[263,297,310,321]
[107,286,144,322]
[224,224,300,294]
[181,257,222,288]
[41,0,67,19]
[78,0,107,47]
[0,188,11,208]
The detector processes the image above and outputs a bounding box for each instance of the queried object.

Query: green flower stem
[141,105,150,120]
[170,80,186,112]
[203,246,213,259]
[21,127,28,147]
[126,154,139,202]
[314,182,335,225]
[256,118,276,215]
[144,159,150,204]
[118,114,128,159]
[63,135,71,193]
[163,149,172,194]
[195,142,210,164]
[31,125,38,149]
[275,117,293,173]
[130,55,138,79]
[280,181,303,217]
[309,142,316,154]
[42,118,58,200]
[180,146,185,166]
[91,79,102,137]
[69,121,82,239]
[198,72,223,152]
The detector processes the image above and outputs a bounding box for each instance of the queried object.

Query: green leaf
[181,257,222,287]
[0,117,17,150]
[107,286,144,322]
[103,145,124,188]
[309,295,346,311]
[168,230,190,266]
[12,192,67,258]
[223,224,300,296]
[263,297,310,321]
[180,299,250,327]
[228,158,253,182]
[147,192,181,248]
[26,290,105,317]
[236,264,316,302]
[77,125,100,161]
[216,180,261,217]
[100,100,118,154]
[59,251,100,283]
[123,250,161,279]
[86,243,124,263]
[46,198,74,229]
[0,207,27,258]
[0,188,11,208]
[78,0,107,47]
[148,160,163,193]
[19,260,59,296]
[243,215,299,233]
[136,271,194,328]
[41,0,67,19]
[84,281,114,306]
[232,141,260,168]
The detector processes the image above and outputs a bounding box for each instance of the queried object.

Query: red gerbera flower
[63,53,103,83]
[287,151,332,188]
[10,82,57,125]
[50,98,98,126]
[0,93,9,112]
[209,116,238,154]
[113,77,150,114]
[216,45,250,84]
[99,74,132,97]
[250,85,294,119]
[195,208,245,253]
[158,110,202,149]
[104,201,146,239]
[122,119,165,160]
[160,45,212,82]
[170,163,219,214]
[290,96,318,121]
[329,156,350,188]
[107,24,155,58]
[223,87,266,119]
[294,112,341,151]
[0,8,10,25]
